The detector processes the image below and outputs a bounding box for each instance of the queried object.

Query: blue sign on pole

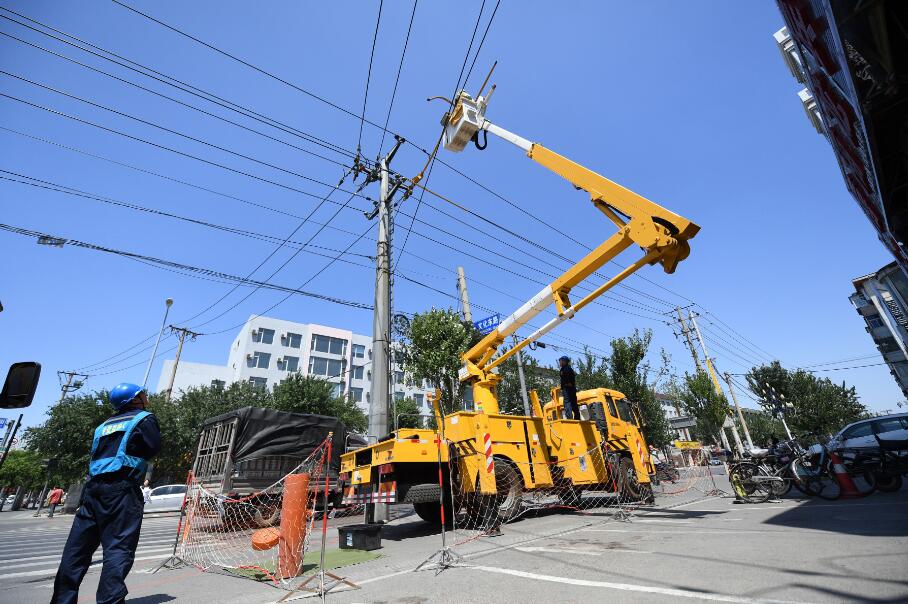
[0,418,7,431]
[474,314,501,335]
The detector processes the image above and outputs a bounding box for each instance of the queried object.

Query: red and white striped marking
[483,432,494,473]
[636,438,644,461]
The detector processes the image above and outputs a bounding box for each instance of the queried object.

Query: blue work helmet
[559,355,571,363]
[110,383,144,411]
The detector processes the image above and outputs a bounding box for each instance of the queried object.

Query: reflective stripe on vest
[88,410,151,477]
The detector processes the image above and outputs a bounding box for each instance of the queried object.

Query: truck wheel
[492,457,524,522]
[619,457,644,501]
[413,501,452,525]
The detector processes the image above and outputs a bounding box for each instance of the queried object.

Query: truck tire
[413,501,452,525]
[492,457,523,522]
[619,457,644,501]
[402,483,442,504]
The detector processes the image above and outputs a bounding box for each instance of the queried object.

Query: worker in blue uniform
[51,383,161,604]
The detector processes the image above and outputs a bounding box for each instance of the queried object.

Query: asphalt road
[2,481,906,603]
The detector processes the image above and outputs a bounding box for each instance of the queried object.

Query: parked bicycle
[847,429,908,493]
[730,439,800,503]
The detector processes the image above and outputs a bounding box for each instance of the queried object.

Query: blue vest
[88,411,151,478]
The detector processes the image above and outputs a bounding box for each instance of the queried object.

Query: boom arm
[443,89,700,415]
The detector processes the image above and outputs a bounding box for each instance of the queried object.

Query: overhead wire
[378,0,417,153]
[357,0,383,153]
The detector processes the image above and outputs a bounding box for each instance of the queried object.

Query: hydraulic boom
[442,86,701,415]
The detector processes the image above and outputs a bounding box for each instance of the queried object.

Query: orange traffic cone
[828,451,862,499]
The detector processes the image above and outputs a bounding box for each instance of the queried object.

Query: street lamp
[142,298,173,390]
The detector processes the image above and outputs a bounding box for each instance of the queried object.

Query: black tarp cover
[200,407,353,471]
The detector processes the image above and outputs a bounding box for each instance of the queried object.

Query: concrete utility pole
[143,298,173,390]
[687,312,744,453]
[511,336,532,416]
[724,372,753,449]
[675,307,703,372]
[457,266,473,323]
[367,137,404,525]
[57,370,89,405]
[164,327,200,402]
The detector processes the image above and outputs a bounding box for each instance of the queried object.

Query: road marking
[0,546,175,571]
[515,546,652,556]
[633,519,693,524]
[0,540,175,564]
[0,553,171,580]
[584,528,768,535]
[468,565,811,604]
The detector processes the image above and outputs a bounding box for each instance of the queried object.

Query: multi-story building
[851,262,908,399]
[156,316,435,415]
[772,5,908,275]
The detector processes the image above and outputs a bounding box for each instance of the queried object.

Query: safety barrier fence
[156,431,728,599]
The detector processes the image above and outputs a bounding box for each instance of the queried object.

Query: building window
[248,376,267,389]
[252,328,275,344]
[332,383,344,398]
[394,392,405,402]
[283,332,302,348]
[414,393,424,408]
[352,365,365,380]
[350,387,363,402]
[867,316,885,329]
[311,334,348,356]
[282,355,299,372]
[248,351,271,369]
[211,379,226,389]
[309,356,345,378]
[394,371,405,385]
[352,344,365,358]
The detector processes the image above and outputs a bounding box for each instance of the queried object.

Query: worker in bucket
[559,356,581,420]
[52,383,161,604]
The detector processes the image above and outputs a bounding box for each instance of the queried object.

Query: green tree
[24,391,113,484]
[743,411,787,448]
[745,363,868,437]
[672,371,730,445]
[399,307,478,413]
[272,374,367,432]
[394,397,423,429]
[573,349,611,392]
[606,330,673,448]
[0,449,46,490]
[496,347,557,415]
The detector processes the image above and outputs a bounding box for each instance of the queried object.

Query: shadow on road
[762,489,908,537]
[125,595,176,604]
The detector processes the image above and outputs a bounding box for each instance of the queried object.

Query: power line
[357,0,383,153]
[797,353,881,368]
[461,0,500,92]
[0,170,374,264]
[0,222,374,310]
[0,8,361,162]
[378,0,418,154]
[0,29,355,168]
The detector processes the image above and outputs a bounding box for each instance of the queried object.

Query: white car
[830,413,908,450]
[144,484,188,513]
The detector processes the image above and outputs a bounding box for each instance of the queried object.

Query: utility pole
[511,336,532,416]
[457,266,473,323]
[366,137,405,525]
[687,312,743,453]
[675,307,703,372]
[57,370,89,405]
[724,372,753,449]
[143,298,173,390]
[164,327,200,402]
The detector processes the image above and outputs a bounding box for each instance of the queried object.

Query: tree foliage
[496,348,556,415]
[394,397,424,429]
[0,449,47,490]
[671,371,730,445]
[25,375,367,485]
[398,307,479,413]
[744,411,787,448]
[745,361,868,437]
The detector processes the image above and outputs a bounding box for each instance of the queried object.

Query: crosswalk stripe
[0,546,175,572]
[0,539,176,563]
[0,553,172,580]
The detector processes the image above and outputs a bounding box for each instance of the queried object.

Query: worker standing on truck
[559,356,581,420]
[51,383,161,604]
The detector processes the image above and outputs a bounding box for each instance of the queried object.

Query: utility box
[337,523,382,551]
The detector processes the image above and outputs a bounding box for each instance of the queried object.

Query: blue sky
[1,1,900,431]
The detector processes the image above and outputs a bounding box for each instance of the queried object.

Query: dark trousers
[48,503,58,517]
[563,391,581,420]
[51,479,143,604]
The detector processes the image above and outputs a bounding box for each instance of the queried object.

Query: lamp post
[142,298,173,390]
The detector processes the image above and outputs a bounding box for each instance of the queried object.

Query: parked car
[144,484,188,513]
[829,413,908,450]
[3,495,14,506]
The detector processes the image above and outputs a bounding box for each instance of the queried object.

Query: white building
[156,316,435,415]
